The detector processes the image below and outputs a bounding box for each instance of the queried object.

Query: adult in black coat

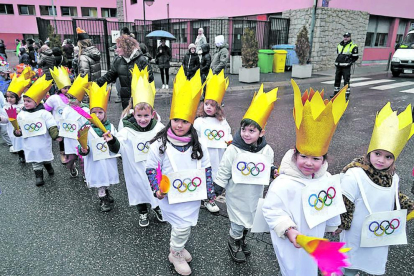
[63,39,74,69]
[27,46,36,68]
[0,39,7,61]
[19,48,30,65]
[96,35,154,109]
[52,47,67,67]
[182,43,200,80]
[156,38,172,88]
[200,43,211,83]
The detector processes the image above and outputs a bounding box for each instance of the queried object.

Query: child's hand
[81,147,88,154]
[103,131,113,142]
[273,168,280,178]
[56,137,63,142]
[14,129,22,136]
[286,228,301,248]
[334,228,343,235]
[156,190,165,200]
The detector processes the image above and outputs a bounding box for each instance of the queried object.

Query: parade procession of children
[1,35,414,276]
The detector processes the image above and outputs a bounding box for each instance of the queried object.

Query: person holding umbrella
[156,38,172,89]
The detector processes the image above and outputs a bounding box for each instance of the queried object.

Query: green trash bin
[258,49,275,73]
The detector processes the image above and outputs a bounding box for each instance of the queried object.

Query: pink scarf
[167,128,191,145]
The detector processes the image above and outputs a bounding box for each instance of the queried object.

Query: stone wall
[282,7,369,71]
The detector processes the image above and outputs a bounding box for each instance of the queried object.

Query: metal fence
[37,17,290,70]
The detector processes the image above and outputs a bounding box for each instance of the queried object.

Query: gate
[268,18,290,46]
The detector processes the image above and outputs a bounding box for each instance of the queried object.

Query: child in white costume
[338,103,414,276]
[214,84,278,263]
[262,81,349,276]
[194,69,232,213]
[79,83,120,212]
[14,75,58,186]
[104,67,164,227]
[58,74,90,178]
[45,66,71,164]
[145,68,216,276]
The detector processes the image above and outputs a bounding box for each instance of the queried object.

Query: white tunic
[262,174,341,276]
[116,122,164,207]
[2,103,24,151]
[193,117,232,180]
[215,144,274,228]
[340,167,399,275]
[44,94,68,122]
[146,139,211,228]
[61,105,89,155]
[17,109,57,163]
[83,125,120,188]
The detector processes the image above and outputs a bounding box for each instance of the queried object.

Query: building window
[61,6,78,17]
[365,15,391,47]
[40,5,57,16]
[81,7,98,17]
[101,8,116,18]
[396,20,408,45]
[18,5,36,15]
[131,0,138,4]
[173,23,187,43]
[0,4,14,14]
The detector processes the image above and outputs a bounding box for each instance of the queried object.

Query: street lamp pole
[51,0,58,33]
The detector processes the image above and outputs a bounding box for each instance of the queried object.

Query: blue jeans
[229,222,245,239]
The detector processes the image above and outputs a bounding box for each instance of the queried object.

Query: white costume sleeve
[340,170,361,203]
[214,145,236,188]
[43,110,57,129]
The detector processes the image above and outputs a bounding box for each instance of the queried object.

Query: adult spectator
[26,38,35,49]
[200,43,211,83]
[210,35,229,75]
[15,39,21,57]
[72,46,79,77]
[19,48,30,65]
[0,39,7,61]
[37,45,55,80]
[195,28,207,55]
[140,43,152,62]
[77,28,101,82]
[182,43,200,80]
[52,47,67,67]
[156,38,172,89]
[27,46,37,68]
[63,39,74,69]
[96,35,154,109]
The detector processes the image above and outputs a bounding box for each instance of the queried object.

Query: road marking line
[400,88,414,93]
[371,82,414,90]
[351,79,395,87]
[321,77,371,84]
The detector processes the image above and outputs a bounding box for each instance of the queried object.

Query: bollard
[386,52,392,71]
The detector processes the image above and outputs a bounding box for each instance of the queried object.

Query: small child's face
[61,86,70,95]
[23,97,37,110]
[190,47,196,53]
[91,107,105,122]
[134,106,155,128]
[204,101,217,116]
[171,119,191,137]
[67,94,80,107]
[6,92,17,104]
[369,150,394,171]
[240,125,264,145]
[295,153,324,176]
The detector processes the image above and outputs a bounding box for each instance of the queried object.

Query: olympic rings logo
[62,123,77,132]
[24,122,43,132]
[172,177,202,193]
[369,219,400,236]
[236,162,265,176]
[308,187,336,210]
[137,141,150,153]
[204,129,224,140]
[96,142,108,152]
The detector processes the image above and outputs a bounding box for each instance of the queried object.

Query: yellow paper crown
[131,64,156,107]
[68,74,89,101]
[88,82,110,112]
[170,67,204,123]
[242,84,278,129]
[50,66,71,90]
[367,102,414,159]
[204,69,229,105]
[292,79,348,156]
[21,66,35,80]
[24,75,53,104]
[8,73,31,97]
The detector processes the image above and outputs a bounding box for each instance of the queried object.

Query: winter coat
[139,43,152,62]
[96,49,154,100]
[0,42,6,57]
[200,43,211,77]
[37,48,55,80]
[52,47,67,67]
[156,45,171,69]
[195,35,207,54]
[182,50,200,79]
[19,49,30,65]
[78,46,102,82]
[210,43,229,75]
[63,43,74,60]
[28,48,36,67]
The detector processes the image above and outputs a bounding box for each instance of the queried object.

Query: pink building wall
[0,0,117,48]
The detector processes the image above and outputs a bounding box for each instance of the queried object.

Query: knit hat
[188,43,196,50]
[215,35,224,47]
[76,27,90,41]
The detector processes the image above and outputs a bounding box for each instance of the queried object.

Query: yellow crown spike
[131,65,155,108]
[88,82,110,112]
[68,75,89,101]
[292,79,348,156]
[204,69,229,105]
[170,67,204,123]
[242,84,278,129]
[367,103,414,159]
[8,73,31,97]
[50,66,71,90]
[24,75,53,104]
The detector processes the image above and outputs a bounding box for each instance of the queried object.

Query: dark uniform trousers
[334,66,351,93]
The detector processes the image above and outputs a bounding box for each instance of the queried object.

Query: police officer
[333,32,358,99]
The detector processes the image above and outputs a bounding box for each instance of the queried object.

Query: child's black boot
[34,170,45,186]
[100,196,112,212]
[44,163,55,176]
[105,188,114,203]
[227,236,246,263]
[241,229,251,256]
[18,151,25,163]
